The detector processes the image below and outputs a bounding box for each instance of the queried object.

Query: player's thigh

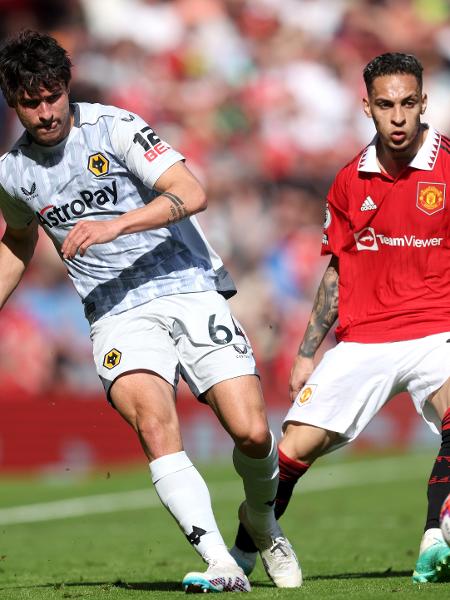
[90,303,180,401]
[282,341,398,449]
[429,376,450,420]
[173,291,259,397]
[280,422,339,464]
[171,291,269,449]
[407,331,450,426]
[203,374,271,454]
[111,370,183,460]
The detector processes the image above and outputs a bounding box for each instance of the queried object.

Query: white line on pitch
[0,453,432,526]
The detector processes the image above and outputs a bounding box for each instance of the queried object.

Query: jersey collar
[357,125,440,173]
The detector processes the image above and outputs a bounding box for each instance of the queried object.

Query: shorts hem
[102,367,176,403]
[282,414,347,436]
[195,369,259,399]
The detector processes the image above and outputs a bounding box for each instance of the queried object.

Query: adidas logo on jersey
[360,196,377,211]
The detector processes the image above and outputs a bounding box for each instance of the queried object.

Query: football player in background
[231,52,450,584]
[0,30,301,592]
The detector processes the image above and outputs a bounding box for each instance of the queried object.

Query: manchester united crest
[417,182,445,215]
[296,384,317,407]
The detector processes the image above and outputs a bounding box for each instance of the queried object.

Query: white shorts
[90,291,258,401]
[283,332,450,451]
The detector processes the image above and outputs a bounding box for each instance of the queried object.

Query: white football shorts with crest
[90,290,257,401]
[283,331,450,451]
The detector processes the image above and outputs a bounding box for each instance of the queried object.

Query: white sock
[232,431,278,530]
[420,528,444,553]
[150,451,234,565]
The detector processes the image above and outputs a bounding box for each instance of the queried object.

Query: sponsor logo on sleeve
[417,182,445,215]
[324,203,331,229]
[132,126,170,162]
[103,348,122,369]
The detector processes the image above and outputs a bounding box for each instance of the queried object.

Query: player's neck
[376,125,427,179]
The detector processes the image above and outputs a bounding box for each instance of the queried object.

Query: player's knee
[429,377,450,420]
[136,411,176,440]
[232,421,271,455]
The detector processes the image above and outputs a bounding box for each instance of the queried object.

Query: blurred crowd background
[1,0,450,403]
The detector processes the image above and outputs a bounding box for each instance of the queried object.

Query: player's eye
[21,99,40,109]
[47,93,62,104]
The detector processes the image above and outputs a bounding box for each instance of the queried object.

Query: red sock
[275,447,310,519]
[424,407,450,530]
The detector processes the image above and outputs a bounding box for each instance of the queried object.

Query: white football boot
[182,559,251,593]
[238,501,302,588]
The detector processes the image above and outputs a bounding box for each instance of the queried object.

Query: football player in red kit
[231,52,450,584]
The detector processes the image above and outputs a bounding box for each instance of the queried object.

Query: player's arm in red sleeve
[289,169,349,401]
[0,220,38,308]
[320,170,349,258]
[289,254,339,401]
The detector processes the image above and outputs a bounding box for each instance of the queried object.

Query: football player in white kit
[0,30,301,592]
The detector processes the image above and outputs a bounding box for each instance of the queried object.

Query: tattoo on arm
[161,192,188,225]
[298,257,339,358]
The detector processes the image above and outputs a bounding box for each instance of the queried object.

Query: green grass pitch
[0,449,447,599]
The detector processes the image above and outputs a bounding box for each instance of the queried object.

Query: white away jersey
[0,103,236,323]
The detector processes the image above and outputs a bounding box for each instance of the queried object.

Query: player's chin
[388,139,412,153]
[35,125,63,145]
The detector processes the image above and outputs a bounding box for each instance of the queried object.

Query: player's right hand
[289,355,314,403]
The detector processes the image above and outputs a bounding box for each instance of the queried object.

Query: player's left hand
[289,355,314,403]
[62,219,122,259]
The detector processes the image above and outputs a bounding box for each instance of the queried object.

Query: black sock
[424,407,450,531]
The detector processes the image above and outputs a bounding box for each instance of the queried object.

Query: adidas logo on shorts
[360,196,378,211]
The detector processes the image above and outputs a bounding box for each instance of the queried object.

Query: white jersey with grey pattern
[0,102,236,323]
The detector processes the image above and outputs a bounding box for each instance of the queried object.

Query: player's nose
[38,102,53,122]
[391,106,406,125]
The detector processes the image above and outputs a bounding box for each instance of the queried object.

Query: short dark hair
[363,52,423,94]
[0,29,72,107]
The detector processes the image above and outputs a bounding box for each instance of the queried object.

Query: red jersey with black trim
[322,126,450,343]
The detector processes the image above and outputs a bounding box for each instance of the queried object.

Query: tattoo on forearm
[162,192,188,225]
[299,263,339,358]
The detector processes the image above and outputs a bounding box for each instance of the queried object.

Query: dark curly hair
[363,52,423,94]
[0,29,72,107]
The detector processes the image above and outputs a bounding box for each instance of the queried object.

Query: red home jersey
[322,126,450,342]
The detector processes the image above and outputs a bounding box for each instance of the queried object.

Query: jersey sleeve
[0,184,35,229]
[321,169,350,257]
[109,112,185,189]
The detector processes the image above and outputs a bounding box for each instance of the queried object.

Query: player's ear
[363,96,372,119]
[420,92,427,115]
